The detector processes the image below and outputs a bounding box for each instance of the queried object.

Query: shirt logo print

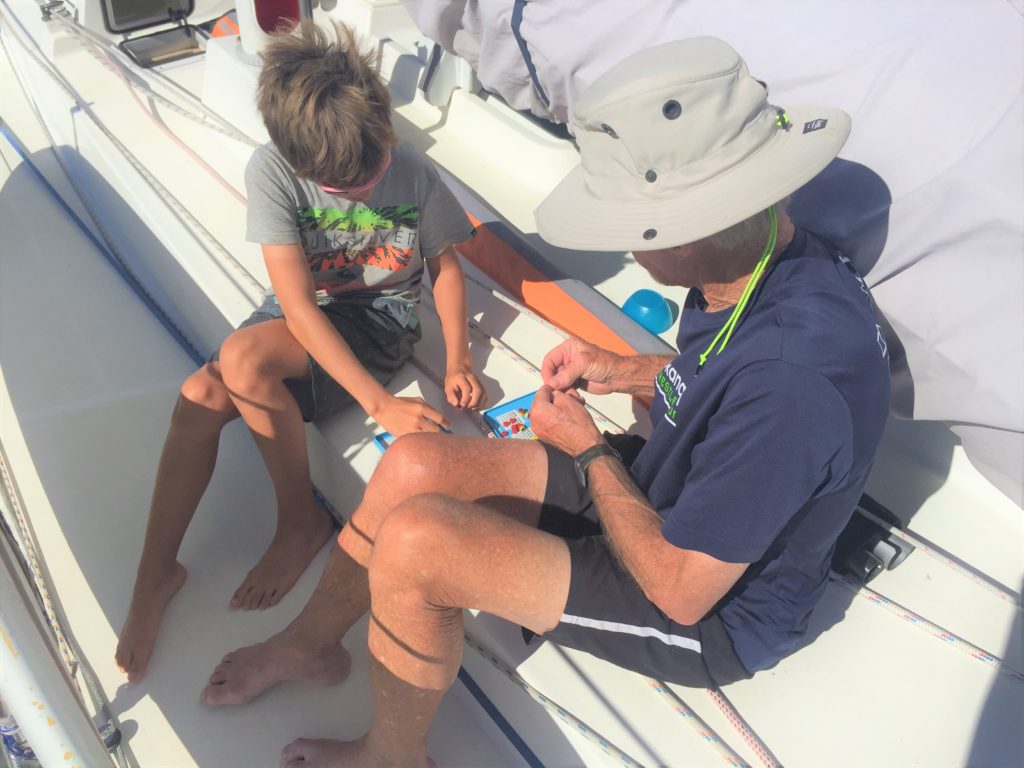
[656,363,687,426]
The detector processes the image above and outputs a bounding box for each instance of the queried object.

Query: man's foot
[201,632,350,706]
[230,510,333,610]
[115,562,188,682]
[281,738,435,768]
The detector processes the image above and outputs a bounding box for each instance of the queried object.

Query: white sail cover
[404,0,1024,506]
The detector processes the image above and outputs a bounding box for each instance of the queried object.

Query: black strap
[418,41,443,95]
[574,443,622,487]
[510,0,550,108]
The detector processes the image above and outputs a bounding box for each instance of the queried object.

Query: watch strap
[574,443,621,487]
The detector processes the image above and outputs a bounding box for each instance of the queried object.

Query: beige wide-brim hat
[535,37,850,252]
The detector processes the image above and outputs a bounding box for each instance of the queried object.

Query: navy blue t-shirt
[628,228,890,673]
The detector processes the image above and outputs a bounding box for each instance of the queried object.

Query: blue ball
[622,289,674,334]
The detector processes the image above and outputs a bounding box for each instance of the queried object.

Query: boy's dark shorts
[533,434,752,688]
[217,295,420,422]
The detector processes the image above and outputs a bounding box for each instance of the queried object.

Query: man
[204,37,890,766]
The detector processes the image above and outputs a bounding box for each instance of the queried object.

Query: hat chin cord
[694,205,778,376]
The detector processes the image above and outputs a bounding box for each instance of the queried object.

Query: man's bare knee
[343,453,446,567]
[369,435,449,500]
[368,496,455,587]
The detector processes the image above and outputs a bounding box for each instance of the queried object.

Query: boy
[116,21,485,682]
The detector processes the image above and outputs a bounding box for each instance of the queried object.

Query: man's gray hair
[707,197,792,253]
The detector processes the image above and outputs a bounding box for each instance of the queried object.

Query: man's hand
[372,395,450,437]
[542,338,620,394]
[444,363,487,409]
[531,385,604,456]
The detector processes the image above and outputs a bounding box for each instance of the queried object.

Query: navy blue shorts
[535,437,752,688]
[220,295,420,422]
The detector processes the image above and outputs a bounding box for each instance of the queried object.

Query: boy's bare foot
[115,562,188,682]
[281,737,436,768]
[201,631,350,706]
[230,509,333,610]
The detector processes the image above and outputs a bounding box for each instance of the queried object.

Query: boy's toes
[230,585,250,609]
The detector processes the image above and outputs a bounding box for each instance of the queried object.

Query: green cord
[695,205,778,374]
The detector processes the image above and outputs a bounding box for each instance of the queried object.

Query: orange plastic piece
[210,15,240,37]
[459,214,637,357]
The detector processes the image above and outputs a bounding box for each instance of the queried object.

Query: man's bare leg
[218,320,335,611]
[116,363,238,681]
[202,434,548,706]
[281,493,570,767]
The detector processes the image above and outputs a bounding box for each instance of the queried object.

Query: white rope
[854,504,1022,610]
[0,443,75,673]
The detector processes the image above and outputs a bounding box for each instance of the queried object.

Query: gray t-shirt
[245,142,474,326]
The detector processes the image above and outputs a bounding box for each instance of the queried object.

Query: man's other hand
[531,385,604,456]
[541,338,619,394]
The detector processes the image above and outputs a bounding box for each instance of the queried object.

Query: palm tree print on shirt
[297,204,421,277]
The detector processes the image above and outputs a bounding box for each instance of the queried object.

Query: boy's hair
[257,21,397,188]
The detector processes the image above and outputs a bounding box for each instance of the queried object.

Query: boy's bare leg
[218,319,335,611]
[202,434,548,706]
[116,362,239,681]
[281,493,569,767]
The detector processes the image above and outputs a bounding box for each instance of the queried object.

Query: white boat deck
[1,1,1021,765]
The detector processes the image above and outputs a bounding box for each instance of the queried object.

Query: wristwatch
[574,443,621,488]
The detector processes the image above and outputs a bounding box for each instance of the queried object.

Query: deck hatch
[99,0,195,35]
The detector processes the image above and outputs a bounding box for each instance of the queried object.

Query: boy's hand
[445,363,487,409]
[373,395,450,437]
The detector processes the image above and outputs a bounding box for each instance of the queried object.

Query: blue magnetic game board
[482,391,537,439]
[373,391,538,452]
